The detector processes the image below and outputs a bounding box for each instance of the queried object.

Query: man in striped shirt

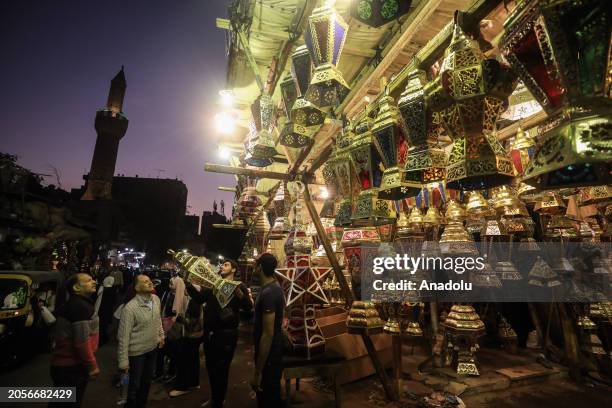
[117,274,165,408]
[50,273,99,407]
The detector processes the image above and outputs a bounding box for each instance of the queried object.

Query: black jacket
[185,282,252,333]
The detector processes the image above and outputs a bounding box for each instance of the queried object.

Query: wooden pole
[301,179,397,401]
[204,163,290,180]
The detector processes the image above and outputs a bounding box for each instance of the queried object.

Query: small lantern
[398,69,447,196]
[304,3,350,108]
[350,0,413,28]
[372,79,413,200]
[509,126,535,176]
[501,0,612,189]
[349,120,397,226]
[426,20,517,190]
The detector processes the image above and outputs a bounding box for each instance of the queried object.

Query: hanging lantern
[471,260,502,288]
[251,94,275,133]
[527,257,561,288]
[329,127,360,227]
[500,82,543,122]
[534,192,566,215]
[426,20,517,190]
[304,3,350,108]
[244,99,278,166]
[290,45,325,127]
[501,0,612,190]
[349,120,397,226]
[466,191,493,233]
[280,73,298,116]
[398,69,447,196]
[341,227,380,301]
[580,185,612,205]
[350,0,413,28]
[509,126,535,176]
[372,81,413,200]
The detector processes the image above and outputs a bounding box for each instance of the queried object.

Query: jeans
[256,361,283,408]
[203,330,238,408]
[126,349,157,408]
[49,365,88,407]
[175,337,201,390]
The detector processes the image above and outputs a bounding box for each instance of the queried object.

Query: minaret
[82,67,129,200]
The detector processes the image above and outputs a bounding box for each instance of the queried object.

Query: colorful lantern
[426,21,517,190]
[349,120,397,226]
[245,95,278,165]
[501,0,612,189]
[398,69,447,196]
[304,3,350,108]
[290,45,325,127]
[350,0,413,28]
[372,81,413,200]
[509,126,535,176]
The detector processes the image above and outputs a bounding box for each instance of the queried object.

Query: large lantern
[328,125,359,227]
[500,0,612,189]
[244,95,278,166]
[281,46,324,148]
[304,3,350,108]
[372,83,412,200]
[349,120,397,226]
[398,69,447,195]
[426,21,517,190]
[350,0,413,28]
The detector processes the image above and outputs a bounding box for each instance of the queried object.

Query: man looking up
[50,273,99,407]
[117,274,165,408]
[249,253,284,407]
[185,259,253,407]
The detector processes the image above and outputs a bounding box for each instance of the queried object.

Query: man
[117,274,165,408]
[249,253,284,407]
[185,259,253,407]
[50,273,99,407]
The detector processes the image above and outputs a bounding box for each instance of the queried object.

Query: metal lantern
[500,0,612,189]
[443,304,485,376]
[304,4,350,108]
[350,0,413,28]
[251,94,275,133]
[244,98,278,166]
[425,21,517,190]
[398,69,447,196]
[372,82,412,200]
[280,73,298,116]
[290,45,325,127]
[509,126,535,176]
[349,120,397,226]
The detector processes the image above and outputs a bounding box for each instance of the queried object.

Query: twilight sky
[0,0,235,217]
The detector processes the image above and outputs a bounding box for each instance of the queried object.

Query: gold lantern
[501,0,612,190]
[349,120,397,226]
[372,81,413,200]
[397,69,447,197]
[304,3,350,108]
[443,304,486,376]
[528,256,561,287]
[466,191,493,233]
[425,21,517,190]
[289,45,325,132]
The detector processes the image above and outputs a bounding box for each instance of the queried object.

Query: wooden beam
[218,186,237,192]
[204,163,290,180]
[302,179,397,402]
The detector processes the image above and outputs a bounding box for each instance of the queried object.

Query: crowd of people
[48,253,285,408]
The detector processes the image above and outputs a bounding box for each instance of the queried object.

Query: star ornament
[275,255,332,306]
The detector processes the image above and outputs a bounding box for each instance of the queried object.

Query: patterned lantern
[443,304,485,376]
[290,45,325,127]
[280,73,298,116]
[372,81,412,200]
[509,126,535,176]
[304,3,350,108]
[245,95,278,165]
[425,21,517,190]
[501,0,612,189]
[398,69,447,196]
[328,126,360,227]
[350,0,413,28]
[341,227,380,301]
[349,120,397,226]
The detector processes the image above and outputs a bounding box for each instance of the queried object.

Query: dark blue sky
[0,0,235,217]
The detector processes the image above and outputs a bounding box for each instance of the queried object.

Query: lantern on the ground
[426,21,517,190]
[349,120,397,226]
[501,0,612,189]
[444,304,485,376]
[398,69,447,196]
[350,0,413,28]
[372,81,412,200]
[304,3,350,108]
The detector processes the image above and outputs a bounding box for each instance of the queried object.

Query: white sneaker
[200,400,212,408]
